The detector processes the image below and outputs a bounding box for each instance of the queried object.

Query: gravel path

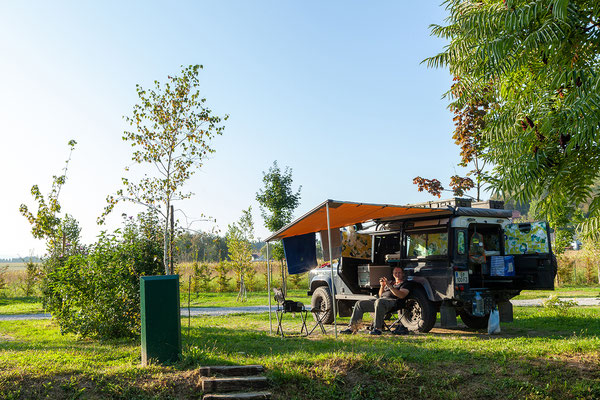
[1,298,598,321]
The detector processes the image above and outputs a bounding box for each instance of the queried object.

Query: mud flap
[498,301,513,323]
[440,304,457,328]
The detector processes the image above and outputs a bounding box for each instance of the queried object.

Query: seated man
[341,266,409,335]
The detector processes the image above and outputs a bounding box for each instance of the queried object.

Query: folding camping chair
[386,298,410,334]
[273,288,308,337]
[366,298,409,335]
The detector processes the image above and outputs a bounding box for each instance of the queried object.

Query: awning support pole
[267,242,272,334]
[326,201,338,339]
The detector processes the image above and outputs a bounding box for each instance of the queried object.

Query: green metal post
[140,275,181,365]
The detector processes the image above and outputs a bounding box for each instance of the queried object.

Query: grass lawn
[0,297,44,315]
[515,286,600,300]
[1,306,599,399]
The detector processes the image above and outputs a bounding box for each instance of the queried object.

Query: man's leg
[373,299,399,330]
[348,300,376,329]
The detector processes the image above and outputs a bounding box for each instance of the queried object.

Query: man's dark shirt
[380,281,410,300]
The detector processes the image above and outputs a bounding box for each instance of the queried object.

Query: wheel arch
[309,278,330,294]
[405,277,436,301]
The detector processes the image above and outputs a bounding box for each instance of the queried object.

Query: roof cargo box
[472,200,505,209]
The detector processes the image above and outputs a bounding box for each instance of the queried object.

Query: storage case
[357,265,392,288]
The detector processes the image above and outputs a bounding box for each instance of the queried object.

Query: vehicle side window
[406,230,448,258]
[457,231,466,255]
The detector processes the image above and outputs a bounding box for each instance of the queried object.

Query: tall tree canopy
[103,65,228,273]
[256,161,301,293]
[427,0,600,236]
[256,161,302,233]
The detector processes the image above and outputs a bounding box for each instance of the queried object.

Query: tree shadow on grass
[0,296,41,306]
[180,322,600,400]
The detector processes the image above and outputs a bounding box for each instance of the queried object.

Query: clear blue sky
[0,1,466,258]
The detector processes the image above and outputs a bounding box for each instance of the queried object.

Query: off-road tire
[458,309,490,329]
[311,286,334,324]
[399,287,437,332]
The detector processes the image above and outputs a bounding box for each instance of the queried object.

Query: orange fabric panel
[266,200,450,241]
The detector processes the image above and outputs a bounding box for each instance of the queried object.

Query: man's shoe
[369,328,382,336]
[340,328,354,335]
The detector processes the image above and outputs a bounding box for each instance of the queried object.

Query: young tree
[226,207,255,302]
[255,161,301,292]
[102,65,228,274]
[426,0,600,238]
[20,140,78,256]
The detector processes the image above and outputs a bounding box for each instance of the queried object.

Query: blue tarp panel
[283,232,317,275]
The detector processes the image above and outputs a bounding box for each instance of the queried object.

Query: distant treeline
[0,256,41,263]
[174,232,267,263]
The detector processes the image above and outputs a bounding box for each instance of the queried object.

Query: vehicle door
[503,221,555,289]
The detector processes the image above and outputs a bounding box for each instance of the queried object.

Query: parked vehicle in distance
[308,198,556,332]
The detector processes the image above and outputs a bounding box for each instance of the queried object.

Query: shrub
[214,261,231,292]
[542,295,578,316]
[44,212,164,338]
[556,254,574,286]
[19,260,40,297]
[0,265,7,296]
[192,262,213,292]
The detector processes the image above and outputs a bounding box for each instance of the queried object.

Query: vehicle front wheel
[399,288,437,332]
[311,286,334,324]
[458,309,489,329]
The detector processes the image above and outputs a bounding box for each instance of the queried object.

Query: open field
[1,306,599,399]
[1,263,28,271]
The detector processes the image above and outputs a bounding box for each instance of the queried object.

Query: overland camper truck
[291,198,556,332]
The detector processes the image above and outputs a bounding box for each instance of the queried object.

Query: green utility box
[140,275,181,365]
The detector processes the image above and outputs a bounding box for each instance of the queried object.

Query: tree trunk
[170,205,175,274]
[163,202,170,275]
[237,274,247,302]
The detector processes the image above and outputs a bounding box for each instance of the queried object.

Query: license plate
[455,271,469,284]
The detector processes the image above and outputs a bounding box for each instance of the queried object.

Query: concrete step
[202,376,268,393]
[202,391,271,400]
[198,365,264,377]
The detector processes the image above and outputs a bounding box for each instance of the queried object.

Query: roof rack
[404,197,472,209]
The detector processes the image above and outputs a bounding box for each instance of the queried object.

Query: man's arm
[387,284,409,299]
[378,278,387,297]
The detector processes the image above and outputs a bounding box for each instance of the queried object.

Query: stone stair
[200,365,271,400]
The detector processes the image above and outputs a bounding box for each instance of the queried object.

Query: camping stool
[273,288,308,338]
[306,307,327,336]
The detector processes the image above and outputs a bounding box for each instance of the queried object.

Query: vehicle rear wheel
[311,286,334,324]
[458,309,490,329]
[399,288,437,332]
